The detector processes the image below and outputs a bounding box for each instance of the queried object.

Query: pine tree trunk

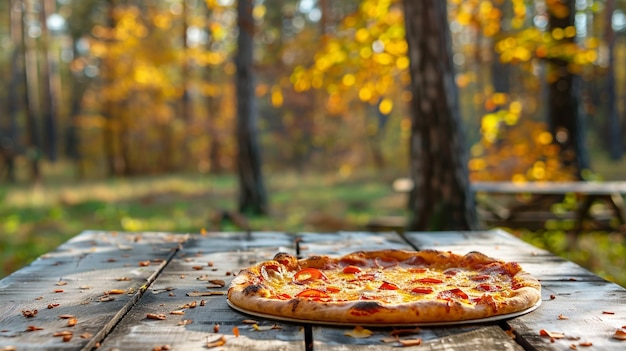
[547,0,588,178]
[235,0,268,215]
[402,0,477,231]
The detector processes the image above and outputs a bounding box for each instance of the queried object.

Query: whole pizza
[227,249,541,325]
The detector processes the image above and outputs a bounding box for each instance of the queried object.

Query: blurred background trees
[1,0,625,184]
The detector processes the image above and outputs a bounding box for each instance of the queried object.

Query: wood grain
[405,229,626,351]
[0,231,185,351]
[97,231,304,351]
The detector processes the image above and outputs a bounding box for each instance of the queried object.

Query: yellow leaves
[270,86,283,108]
[344,326,373,338]
[378,98,393,115]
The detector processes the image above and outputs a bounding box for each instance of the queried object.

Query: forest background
[1,0,626,285]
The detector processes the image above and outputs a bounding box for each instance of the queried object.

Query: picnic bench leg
[608,193,626,225]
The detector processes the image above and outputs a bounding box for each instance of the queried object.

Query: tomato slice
[411,287,434,294]
[378,281,399,290]
[342,265,362,274]
[295,289,330,300]
[415,277,443,284]
[294,268,328,282]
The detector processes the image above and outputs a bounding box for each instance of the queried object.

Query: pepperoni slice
[378,281,399,290]
[415,277,443,284]
[411,287,434,294]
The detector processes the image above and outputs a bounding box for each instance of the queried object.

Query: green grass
[1,170,625,289]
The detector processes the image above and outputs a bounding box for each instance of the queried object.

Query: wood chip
[192,266,203,271]
[146,313,167,321]
[206,335,226,348]
[80,332,93,339]
[99,296,115,302]
[558,314,569,320]
[139,260,151,267]
[170,310,185,315]
[579,341,593,347]
[47,303,60,309]
[25,325,43,332]
[602,311,615,315]
[233,326,239,337]
[53,331,73,337]
[213,324,220,333]
[242,319,259,324]
[56,281,68,286]
[208,279,226,287]
[178,319,193,326]
[67,318,78,327]
[116,277,132,281]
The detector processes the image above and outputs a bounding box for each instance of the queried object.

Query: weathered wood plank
[404,229,626,351]
[0,231,185,351]
[97,232,304,351]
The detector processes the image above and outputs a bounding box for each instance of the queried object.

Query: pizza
[227,249,541,325]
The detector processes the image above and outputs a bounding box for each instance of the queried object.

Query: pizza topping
[415,277,443,284]
[439,288,469,300]
[476,284,501,292]
[295,289,330,301]
[378,282,399,290]
[342,265,362,274]
[294,268,328,283]
[471,274,491,281]
[411,287,434,294]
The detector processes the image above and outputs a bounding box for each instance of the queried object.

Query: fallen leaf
[539,329,566,339]
[21,310,38,318]
[345,326,373,338]
[67,318,78,327]
[613,329,626,340]
[206,335,226,348]
[233,326,239,337]
[106,289,126,295]
[146,313,167,321]
[251,324,279,331]
[398,338,422,347]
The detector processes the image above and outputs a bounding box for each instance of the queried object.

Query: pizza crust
[228,250,541,325]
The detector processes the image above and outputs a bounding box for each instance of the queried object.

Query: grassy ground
[1,169,625,288]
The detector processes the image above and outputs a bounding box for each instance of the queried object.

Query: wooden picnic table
[472,181,626,231]
[1,229,625,350]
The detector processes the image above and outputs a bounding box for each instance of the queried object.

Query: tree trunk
[40,0,59,162]
[23,0,42,182]
[604,0,623,160]
[3,0,24,182]
[547,0,588,178]
[235,0,268,215]
[402,0,478,231]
